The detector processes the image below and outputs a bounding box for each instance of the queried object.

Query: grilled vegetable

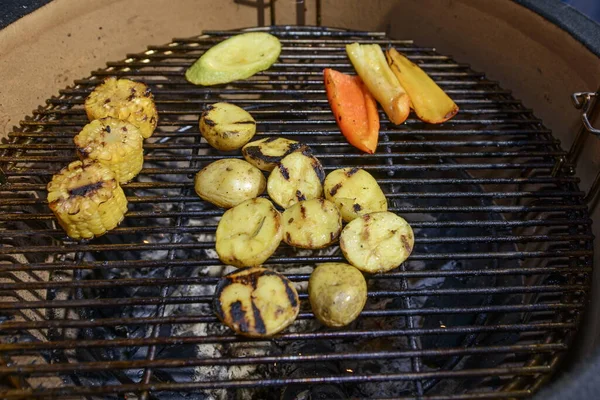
[282,199,342,249]
[200,103,257,151]
[309,262,367,327]
[186,32,282,86]
[340,212,414,273]
[194,159,266,209]
[242,137,308,172]
[47,159,128,240]
[213,267,299,337]
[73,117,144,184]
[267,151,325,209]
[216,198,282,267]
[324,167,387,222]
[85,77,158,139]
[346,43,410,125]
[324,68,380,154]
[386,48,458,124]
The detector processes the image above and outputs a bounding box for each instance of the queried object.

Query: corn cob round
[74,117,144,184]
[47,160,128,240]
[85,77,158,138]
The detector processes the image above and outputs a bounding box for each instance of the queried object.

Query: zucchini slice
[186,32,282,86]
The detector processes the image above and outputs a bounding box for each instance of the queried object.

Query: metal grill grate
[0,26,593,399]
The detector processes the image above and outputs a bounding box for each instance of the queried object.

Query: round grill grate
[0,26,593,399]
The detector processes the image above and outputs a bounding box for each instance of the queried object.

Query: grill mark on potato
[251,302,267,334]
[300,204,307,219]
[401,235,412,254]
[353,203,362,212]
[311,159,326,183]
[203,118,216,127]
[284,281,298,308]
[296,190,306,202]
[329,182,343,196]
[244,146,285,164]
[229,301,250,333]
[234,120,256,125]
[346,167,360,177]
[264,137,277,143]
[285,232,292,243]
[279,164,290,180]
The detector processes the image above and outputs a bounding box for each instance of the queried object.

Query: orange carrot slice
[324,68,380,154]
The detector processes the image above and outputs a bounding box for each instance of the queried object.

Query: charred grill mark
[68,182,104,197]
[264,137,278,143]
[353,203,362,212]
[329,183,342,196]
[284,281,298,308]
[296,190,306,202]
[251,302,267,334]
[244,147,282,164]
[346,167,360,177]
[286,232,292,243]
[279,164,290,180]
[203,118,216,127]
[229,301,250,333]
[311,158,326,182]
[234,120,256,125]
[300,204,307,219]
[401,235,413,254]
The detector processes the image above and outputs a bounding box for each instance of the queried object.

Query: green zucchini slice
[185,32,281,86]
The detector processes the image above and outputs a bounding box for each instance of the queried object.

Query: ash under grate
[0,26,593,400]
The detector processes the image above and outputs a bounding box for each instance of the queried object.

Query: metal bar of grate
[0,26,592,400]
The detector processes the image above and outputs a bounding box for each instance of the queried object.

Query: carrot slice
[324,68,380,154]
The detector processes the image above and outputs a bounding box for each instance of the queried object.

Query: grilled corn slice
[74,117,144,184]
[47,160,128,240]
[85,77,158,138]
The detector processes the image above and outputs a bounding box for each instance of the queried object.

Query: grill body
[0,26,593,399]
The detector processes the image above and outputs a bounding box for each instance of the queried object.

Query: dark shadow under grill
[0,26,593,400]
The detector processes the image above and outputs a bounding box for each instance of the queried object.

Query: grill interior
[0,26,594,399]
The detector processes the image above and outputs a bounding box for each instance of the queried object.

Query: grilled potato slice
[186,32,282,86]
[74,117,144,184]
[200,103,256,151]
[85,77,158,139]
[340,212,414,273]
[216,198,283,267]
[267,151,325,209]
[47,159,128,240]
[282,199,342,249]
[324,167,387,222]
[309,262,367,327]
[213,267,299,337]
[242,137,309,171]
[194,159,266,209]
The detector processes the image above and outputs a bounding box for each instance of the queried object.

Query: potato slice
[282,199,342,249]
[195,159,266,209]
[386,48,459,124]
[200,103,256,151]
[242,137,309,171]
[216,198,282,267]
[214,267,299,337]
[340,212,414,273]
[267,151,325,209]
[309,262,367,327]
[324,167,387,222]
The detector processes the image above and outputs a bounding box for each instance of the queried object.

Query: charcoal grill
[0,26,594,399]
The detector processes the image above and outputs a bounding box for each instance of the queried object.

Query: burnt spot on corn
[279,164,290,180]
[104,98,111,104]
[122,126,127,132]
[284,281,298,308]
[149,116,157,125]
[251,302,267,334]
[127,88,136,101]
[288,218,294,223]
[296,190,306,202]
[346,167,359,177]
[330,183,342,196]
[364,214,371,222]
[203,118,216,127]
[401,235,413,254]
[76,147,89,159]
[229,301,250,333]
[353,203,362,212]
[68,182,104,198]
[300,204,307,219]
[105,125,111,133]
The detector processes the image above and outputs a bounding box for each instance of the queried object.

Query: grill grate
[0,26,593,399]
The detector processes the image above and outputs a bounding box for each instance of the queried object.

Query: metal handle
[234,0,321,26]
[572,91,600,136]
